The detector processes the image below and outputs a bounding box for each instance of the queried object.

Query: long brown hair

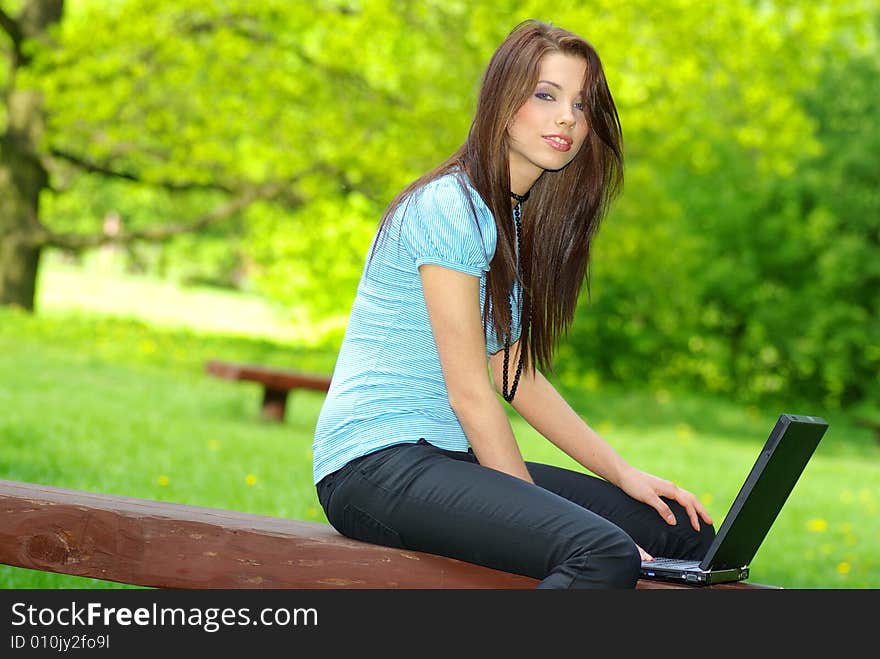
[370,19,623,374]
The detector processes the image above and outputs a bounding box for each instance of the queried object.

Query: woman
[312,19,715,588]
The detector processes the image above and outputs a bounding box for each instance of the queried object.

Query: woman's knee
[665,500,717,559]
[544,525,641,589]
[687,520,716,558]
[590,529,642,588]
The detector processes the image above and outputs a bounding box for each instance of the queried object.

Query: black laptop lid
[699,414,829,571]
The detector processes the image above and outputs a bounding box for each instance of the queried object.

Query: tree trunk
[0,232,42,311]
[0,0,64,311]
[0,91,49,311]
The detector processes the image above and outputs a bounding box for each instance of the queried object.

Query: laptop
[639,413,829,585]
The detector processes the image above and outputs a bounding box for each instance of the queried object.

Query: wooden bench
[0,479,778,590]
[205,359,332,422]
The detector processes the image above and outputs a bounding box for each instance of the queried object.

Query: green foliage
[560,2,879,409]
[6,0,878,410]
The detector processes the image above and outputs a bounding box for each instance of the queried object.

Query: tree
[1,0,484,311]
[1,0,63,309]
[555,0,878,407]
[2,0,876,409]
[0,0,305,310]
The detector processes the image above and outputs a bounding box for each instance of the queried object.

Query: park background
[1,0,877,588]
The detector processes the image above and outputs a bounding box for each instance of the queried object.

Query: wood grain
[0,480,778,590]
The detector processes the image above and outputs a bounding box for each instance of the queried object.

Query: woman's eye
[535,92,584,111]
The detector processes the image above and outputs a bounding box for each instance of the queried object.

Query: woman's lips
[543,135,572,152]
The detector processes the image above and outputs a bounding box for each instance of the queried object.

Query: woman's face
[507,52,589,194]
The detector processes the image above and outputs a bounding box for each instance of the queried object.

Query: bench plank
[0,480,777,590]
[205,359,332,421]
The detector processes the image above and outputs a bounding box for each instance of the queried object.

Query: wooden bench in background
[205,359,332,422]
[0,480,779,590]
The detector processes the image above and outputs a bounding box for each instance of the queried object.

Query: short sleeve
[400,177,493,277]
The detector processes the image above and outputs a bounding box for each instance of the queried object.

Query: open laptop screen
[700,414,828,571]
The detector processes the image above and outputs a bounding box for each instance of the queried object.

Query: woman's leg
[317,440,641,589]
[525,461,716,560]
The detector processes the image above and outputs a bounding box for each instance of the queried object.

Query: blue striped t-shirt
[312,172,523,485]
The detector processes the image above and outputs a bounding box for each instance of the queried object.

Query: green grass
[1,259,878,589]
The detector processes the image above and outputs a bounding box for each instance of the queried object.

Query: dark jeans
[316,439,715,589]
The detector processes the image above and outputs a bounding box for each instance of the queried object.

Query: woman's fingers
[654,481,710,531]
[650,495,677,526]
[637,544,653,561]
[671,486,714,531]
[697,499,714,525]
[632,471,715,531]
[674,491,700,531]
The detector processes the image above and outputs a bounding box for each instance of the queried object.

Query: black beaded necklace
[503,190,529,402]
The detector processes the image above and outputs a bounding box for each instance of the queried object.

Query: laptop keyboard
[642,558,701,569]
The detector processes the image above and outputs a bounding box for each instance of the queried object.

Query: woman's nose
[557,106,576,126]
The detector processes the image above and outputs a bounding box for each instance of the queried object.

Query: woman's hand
[617,466,713,532]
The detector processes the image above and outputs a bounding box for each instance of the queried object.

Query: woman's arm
[420,265,534,483]
[489,341,628,484]
[489,341,713,530]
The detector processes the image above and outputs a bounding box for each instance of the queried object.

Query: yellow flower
[245,474,257,486]
[806,518,828,533]
[158,475,170,487]
[700,493,714,506]
[208,439,220,451]
[306,507,319,518]
[837,562,851,575]
[139,339,157,354]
